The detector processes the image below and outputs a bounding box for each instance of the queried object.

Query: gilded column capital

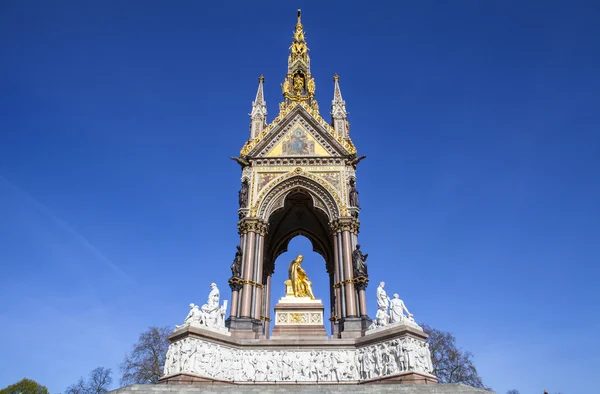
[228,278,243,292]
[238,218,269,236]
[329,217,360,234]
[353,276,369,291]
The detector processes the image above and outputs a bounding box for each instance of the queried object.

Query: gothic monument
[159,10,439,386]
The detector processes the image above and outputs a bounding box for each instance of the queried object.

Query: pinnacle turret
[331,74,349,138]
[249,75,267,138]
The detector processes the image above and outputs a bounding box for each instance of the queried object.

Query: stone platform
[109,383,493,394]
[271,295,327,339]
[161,323,437,385]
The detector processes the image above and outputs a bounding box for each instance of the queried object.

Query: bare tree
[120,326,171,385]
[422,323,489,390]
[65,367,112,394]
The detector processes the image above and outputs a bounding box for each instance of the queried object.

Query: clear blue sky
[1,1,598,393]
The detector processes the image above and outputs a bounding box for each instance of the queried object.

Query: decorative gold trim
[239,279,265,289]
[239,101,356,157]
[251,168,344,218]
[333,278,354,288]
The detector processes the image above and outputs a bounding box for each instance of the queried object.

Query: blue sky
[1,1,599,393]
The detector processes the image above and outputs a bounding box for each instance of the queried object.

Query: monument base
[112,384,492,393]
[270,295,327,339]
[160,323,438,385]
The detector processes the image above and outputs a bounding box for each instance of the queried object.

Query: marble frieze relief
[163,335,434,382]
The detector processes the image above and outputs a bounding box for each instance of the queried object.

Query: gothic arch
[255,172,342,221]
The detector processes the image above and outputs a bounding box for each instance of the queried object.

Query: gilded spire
[288,9,309,72]
[280,9,318,112]
[250,75,267,138]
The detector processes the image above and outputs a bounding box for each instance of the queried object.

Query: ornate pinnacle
[333,74,339,82]
[259,75,265,83]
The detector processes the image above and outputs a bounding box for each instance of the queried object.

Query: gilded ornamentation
[281,78,290,94]
[257,172,284,191]
[307,77,315,95]
[240,101,356,157]
[290,313,308,324]
[293,74,304,94]
[310,313,322,323]
[288,254,315,299]
[253,170,343,220]
[318,172,341,189]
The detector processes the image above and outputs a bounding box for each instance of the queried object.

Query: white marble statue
[176,303,202,328]
[375,306,389,327]
[376,281,389,310]
[389,293,413,323]
[175,283,228,333]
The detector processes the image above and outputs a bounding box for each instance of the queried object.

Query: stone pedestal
[271,295,328,339]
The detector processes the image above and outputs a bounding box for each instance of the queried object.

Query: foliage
[64,367,112,394]
[422,323,489,390]
[506,390,520,394]
[119,326,171,385]
[0,378,49,394]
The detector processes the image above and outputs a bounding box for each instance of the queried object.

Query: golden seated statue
[287,254,315,299]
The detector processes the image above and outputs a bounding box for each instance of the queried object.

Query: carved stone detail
[330,217,360,234]
[163,334,434,381]
[238,218,269,235]
[241,101,356,157]
[252,157,345,167]
[254,172,342,220]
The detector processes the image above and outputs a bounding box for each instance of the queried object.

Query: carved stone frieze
[237,218,269,235]
[163,334,434,381]
[252,157,345,167]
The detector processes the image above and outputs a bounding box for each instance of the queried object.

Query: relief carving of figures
[352,244,368,277]
[348,178,360,208]
[163,336,434,381]
[230,245,243,278]
[238,180,249,208]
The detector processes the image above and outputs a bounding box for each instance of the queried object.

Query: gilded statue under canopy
[293,74,304,94]
[288,254,315,299]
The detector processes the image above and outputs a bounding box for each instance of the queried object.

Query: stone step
[109,383,494,394]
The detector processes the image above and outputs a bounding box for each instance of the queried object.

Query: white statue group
[369,281,418,330]
[164,336,433,381]
[176,283,228,333]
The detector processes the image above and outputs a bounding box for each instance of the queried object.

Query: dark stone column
[229,218,268,337]
[331,217,363,337]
